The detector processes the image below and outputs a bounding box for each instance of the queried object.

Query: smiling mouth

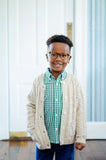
[53,63,63,67]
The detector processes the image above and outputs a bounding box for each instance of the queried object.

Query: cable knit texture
[27,73,87,149]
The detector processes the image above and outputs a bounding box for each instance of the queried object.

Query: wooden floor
[0,139,106,160]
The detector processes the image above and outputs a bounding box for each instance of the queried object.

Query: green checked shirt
[44,68,66,144]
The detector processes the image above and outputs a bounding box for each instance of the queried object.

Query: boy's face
[46,42,72,75]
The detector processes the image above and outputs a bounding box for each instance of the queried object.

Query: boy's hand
[75,143,85,151]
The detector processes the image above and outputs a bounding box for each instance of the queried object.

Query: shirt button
[47,144,49,147]
[56,83,58,86]
[56,99,58,101]
[62,127,65,130]
[56,114,58,116]
[56,128,58,131]
[43,131,45,133]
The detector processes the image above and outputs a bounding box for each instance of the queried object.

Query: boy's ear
[68,56,72,63]
[46,53,49,61]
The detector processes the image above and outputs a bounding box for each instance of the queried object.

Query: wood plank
[74,149,82,160]
[17,141,31,160]
[0,140,106,160]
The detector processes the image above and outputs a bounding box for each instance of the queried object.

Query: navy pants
[36,143,75,160]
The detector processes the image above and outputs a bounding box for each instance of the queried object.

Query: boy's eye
[61,54,67,58]
[51,53,57,57]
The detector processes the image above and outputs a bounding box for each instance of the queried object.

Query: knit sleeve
[26,79,37,141]
[75,78,87,144]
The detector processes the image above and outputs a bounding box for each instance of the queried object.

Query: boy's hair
[46,34,73,51]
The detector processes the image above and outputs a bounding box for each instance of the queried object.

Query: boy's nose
[56,54,61,60]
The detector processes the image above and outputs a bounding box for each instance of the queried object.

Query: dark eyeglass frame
[49,52,71,60]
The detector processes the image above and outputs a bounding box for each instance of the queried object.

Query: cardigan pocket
[69,122,76,136]
[33,129,41,144]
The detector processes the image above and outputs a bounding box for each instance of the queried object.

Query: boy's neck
[50,69,63,79]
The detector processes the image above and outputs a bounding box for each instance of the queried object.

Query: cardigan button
[62,81,65,84]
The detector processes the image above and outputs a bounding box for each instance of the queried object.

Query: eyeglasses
[49,52,70,60]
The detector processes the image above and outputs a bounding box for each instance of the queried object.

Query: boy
[27,35,86,160]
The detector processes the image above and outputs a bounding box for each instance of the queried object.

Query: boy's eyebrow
[49,52,70,54]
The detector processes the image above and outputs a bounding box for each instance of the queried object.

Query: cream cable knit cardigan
[27,73,87,149]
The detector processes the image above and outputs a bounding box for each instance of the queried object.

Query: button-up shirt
[44,68,66,143]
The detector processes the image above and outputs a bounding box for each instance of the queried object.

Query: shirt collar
[45,68,66,81]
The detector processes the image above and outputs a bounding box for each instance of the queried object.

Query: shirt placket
[54,79,59,143]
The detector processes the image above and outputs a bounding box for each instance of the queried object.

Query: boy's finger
[75,143,85,150]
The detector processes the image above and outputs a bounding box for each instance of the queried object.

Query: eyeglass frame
[48,52,71,60]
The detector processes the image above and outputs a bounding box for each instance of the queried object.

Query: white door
[8,0,74,136]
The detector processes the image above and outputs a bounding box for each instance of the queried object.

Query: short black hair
[46,34,73,51]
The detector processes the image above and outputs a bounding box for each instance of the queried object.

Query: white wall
[0,0,106,139]
[0,0,9,139]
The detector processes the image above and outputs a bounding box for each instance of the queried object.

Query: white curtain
[87,0,106,121]
[74,0,106,138]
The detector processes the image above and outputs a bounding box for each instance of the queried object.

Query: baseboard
[2,137,106,141]
[8,122,106,140]
[87,122,106,139]
[9,132,27,138]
